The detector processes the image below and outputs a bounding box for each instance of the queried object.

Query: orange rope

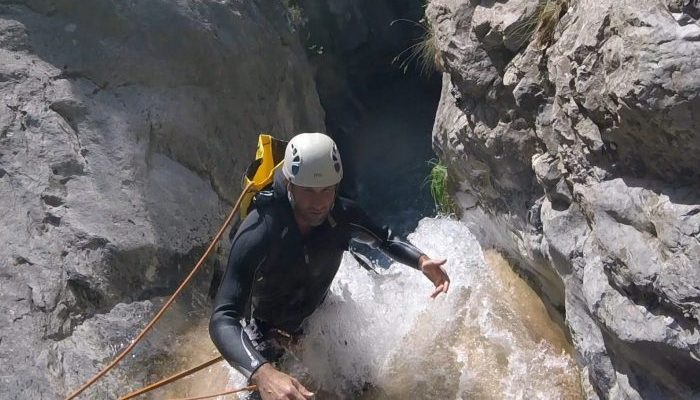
[118,355,224,400]
[166,385,258,400]
[65,181,255,400]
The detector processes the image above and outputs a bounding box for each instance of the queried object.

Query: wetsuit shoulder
[333,196,387,243]
[333,196,375,225]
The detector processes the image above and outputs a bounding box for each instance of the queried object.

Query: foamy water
[223,217,582,399]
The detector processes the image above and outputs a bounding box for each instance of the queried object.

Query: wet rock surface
[0,1,323,398]
[429,0,700,398]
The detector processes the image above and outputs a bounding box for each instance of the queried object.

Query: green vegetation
[391,17,443,76]
[427,160,457,215]
[282,0,306,29]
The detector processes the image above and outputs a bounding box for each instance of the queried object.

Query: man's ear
[286,182,294,204]
[331,185,338,210]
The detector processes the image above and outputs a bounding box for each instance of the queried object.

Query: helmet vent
[291,154,301,175]
[331,146,340,173]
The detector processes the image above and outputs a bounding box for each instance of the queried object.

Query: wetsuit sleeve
[343,201,425,270]
[209,209,269,378]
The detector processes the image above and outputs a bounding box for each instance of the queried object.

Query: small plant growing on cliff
[534,0,569,46]
[428,160,457,215]
[391,17,444,76]
[282,0,306,30]
[510,0,569,48]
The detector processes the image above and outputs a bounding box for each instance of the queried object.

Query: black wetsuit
[209,171,425,378]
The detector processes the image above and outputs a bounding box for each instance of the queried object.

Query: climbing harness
[64,134,285,399]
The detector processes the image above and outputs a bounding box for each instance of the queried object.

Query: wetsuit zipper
[303,245,309,264]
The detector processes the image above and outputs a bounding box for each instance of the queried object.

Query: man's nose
[310,194,328,208]
[311,199,325,209]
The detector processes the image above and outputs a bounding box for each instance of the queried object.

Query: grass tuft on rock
[427,160,457,215]
[391,17,443,76]
[510,0,570,49]
[534,0,569,46]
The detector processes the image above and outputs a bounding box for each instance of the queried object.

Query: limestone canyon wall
[428,0,700,398]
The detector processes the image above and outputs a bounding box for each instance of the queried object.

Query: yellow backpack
[238,134,288,220]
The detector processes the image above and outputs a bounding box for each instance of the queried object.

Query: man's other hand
[251,363,314,400]
[419,256,450,298]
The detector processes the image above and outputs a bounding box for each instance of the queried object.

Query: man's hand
[419,256,450,298]
[251,363,314,400]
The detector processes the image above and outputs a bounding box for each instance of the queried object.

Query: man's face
[288,183,336,227]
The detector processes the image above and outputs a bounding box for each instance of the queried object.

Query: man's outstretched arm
[343,200,450,297]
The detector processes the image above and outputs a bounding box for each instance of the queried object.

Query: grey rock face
[0,1,323,398]
[429,0,700,398]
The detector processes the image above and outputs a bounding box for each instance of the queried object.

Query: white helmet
[282,133,343,187]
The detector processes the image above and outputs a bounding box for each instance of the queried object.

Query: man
[210,133,449,399]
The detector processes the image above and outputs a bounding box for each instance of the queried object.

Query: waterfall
[221,217,582,399]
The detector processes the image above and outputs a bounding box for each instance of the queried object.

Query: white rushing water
[225,217,582,399]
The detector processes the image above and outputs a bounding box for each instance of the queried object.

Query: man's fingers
[285,387,309,400]
[422,259,450,298]
[430,279,450,298]
[291,378,315,398]
[288,391,307,400]
[430,284,445,298]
